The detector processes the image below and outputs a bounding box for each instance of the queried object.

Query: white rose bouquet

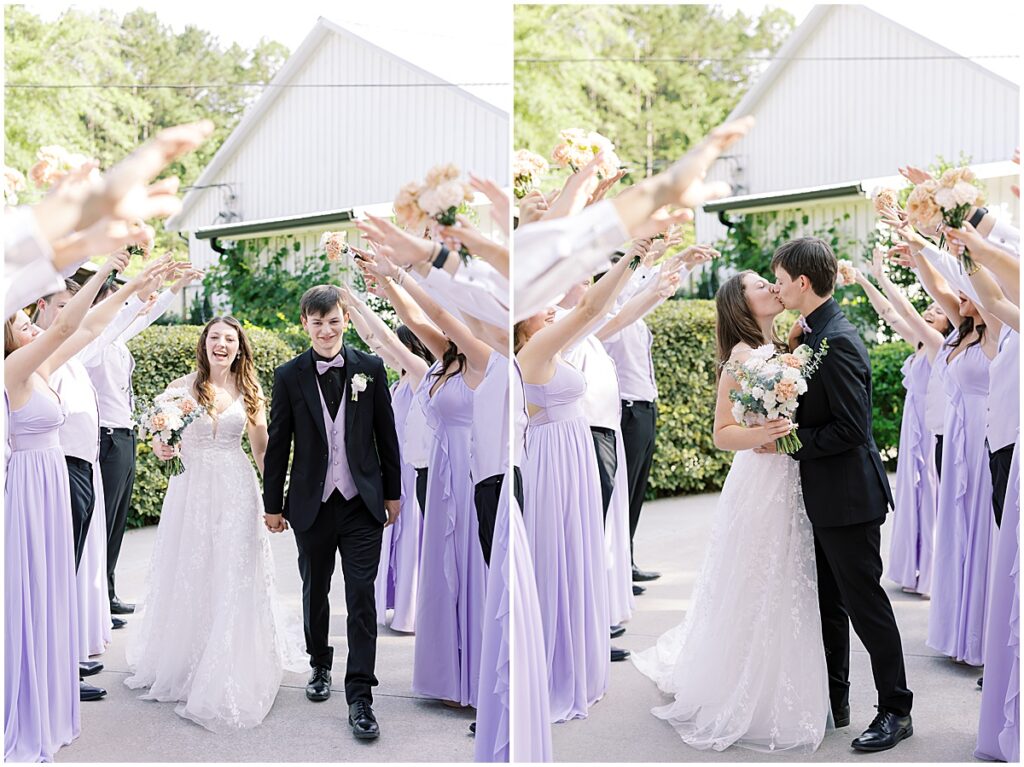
[393,163,475,262]
[905,166,985,271]
[513,149,549,199]
[551,128,620,179]
[137,387,204,477]
[725,341,829,454]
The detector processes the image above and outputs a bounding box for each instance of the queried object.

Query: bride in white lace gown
[125,318,304,733]
[631,271,828,753]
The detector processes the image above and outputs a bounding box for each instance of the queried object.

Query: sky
[20,1,1023,96]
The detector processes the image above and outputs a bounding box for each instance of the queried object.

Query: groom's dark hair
[300,284,346,318]
[770,237,837,297]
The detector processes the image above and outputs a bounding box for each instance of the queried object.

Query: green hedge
[127,325,298,527]
[646,300,912,497]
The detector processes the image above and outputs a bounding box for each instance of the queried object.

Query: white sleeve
[77,294,146,367]
[4,206,63,315]
[920,244,980,304]
[120,289,177,342]
[514,200,629,321]
[987,219,1020,257]
[416,267,507,329]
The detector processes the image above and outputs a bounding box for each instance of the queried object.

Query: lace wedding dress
[631,450,829,753]
[125,393,306,732]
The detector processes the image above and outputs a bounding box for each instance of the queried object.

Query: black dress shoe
[632,566,661,582]
[469,721,476,735]
[851,709,913,752]
[109,598,135,615]
[306,667,331,701]
[978,676,984,689]
[632,584,646,596]
[111,617,126,629]
[833,704,851,728]
[80,681,106,701]
[610,624,626,639]
[611,647,631,662]
[348,701,380,740]
[79,661,103,677]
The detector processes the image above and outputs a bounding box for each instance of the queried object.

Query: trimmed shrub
[127,324,297,527]
[869,341,914,470]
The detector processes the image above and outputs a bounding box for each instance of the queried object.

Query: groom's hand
[384,499,401,528]
[264,513,287,533]
[754,441,778,454]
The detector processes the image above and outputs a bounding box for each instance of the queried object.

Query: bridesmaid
[912,248,1001,666]
[4,252,126,761]
[361,252,492,707]
[852,249,950,596]
[344,287,431,634]
[515,246,637,722]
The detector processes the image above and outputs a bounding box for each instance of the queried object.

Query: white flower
[750,344,776,362]
[751,386,765,399]
[796,379,808,395]
[731,401,745,423]
[435,179,467,211]
[952,181,979,207]
[351,372,371,402]
[782,367,800,382]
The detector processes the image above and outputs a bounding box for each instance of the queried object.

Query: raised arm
[341,286,429,385]
[945,223,1020,307]
[852,268,920,346]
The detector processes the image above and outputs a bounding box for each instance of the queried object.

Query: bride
[125,316,304,732]
[631,271,829,753]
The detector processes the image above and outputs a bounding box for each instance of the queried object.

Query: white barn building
[165,16,509,311]
[695,5,1019,250]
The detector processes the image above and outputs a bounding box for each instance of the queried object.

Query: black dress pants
[415,467,428,516]
[813,520,914,717]
[292,491,384,704]
[620,400,657,563]
[98,427,136,600]
[474,474,505,567]
[990,443,1015,528]
[590,426,617,524]
[66,456,95,572]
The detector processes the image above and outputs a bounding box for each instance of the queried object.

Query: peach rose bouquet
[835,259,857,288]
[551,128,620,178]
[319,231,350,262]
[905,166,985,271]
[513,149,549,199]
[138,387,204,477]
[725,341,829,453]
[393,164,475,261]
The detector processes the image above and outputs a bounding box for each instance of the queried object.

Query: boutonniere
[351,373,372,402]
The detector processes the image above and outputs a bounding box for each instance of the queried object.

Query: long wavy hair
[430,339,467,385]
[194,317,264,424]
[945,315,985,352]
[715,270,784,379]
[396,325,435,366]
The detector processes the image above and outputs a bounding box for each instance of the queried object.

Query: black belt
[622,399,654,409]
[101,427,135,436]
[590,425,615,436]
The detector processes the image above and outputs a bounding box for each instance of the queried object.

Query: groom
[263,284,402,740]
[763,238,914,753]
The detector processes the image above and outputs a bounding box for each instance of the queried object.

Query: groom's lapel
[296,350,329,447]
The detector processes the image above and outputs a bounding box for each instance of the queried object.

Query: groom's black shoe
[80,681,106,701]
[611,647,631,662]
[632,584,646,596]
[109,598,135,614]
[832,704,851,728]
[851,709,913,752]
[306,667,331,702]
[610,624,626,639]
[632,566,661,582]
[348,701,380,740]
[111,617,126,630]
[79,661,103,677]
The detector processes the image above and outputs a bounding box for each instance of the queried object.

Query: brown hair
[513,321,531,354]
[300,285,346,319]
[770,237,837,297]
[715,271,783,378]
[4,316,18,358]
[194,317,264,424]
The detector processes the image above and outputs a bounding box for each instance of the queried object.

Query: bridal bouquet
[513,149,549,199]
[905,167,985,271]
[725,342,829,454]
[138,388,204,477]
[551,128,620,178]
[393,164,475,261]
[320,231,349,262]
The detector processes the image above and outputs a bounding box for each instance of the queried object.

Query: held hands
[264,513,288,533]
[942,222,987,261]
[384,499,401,528]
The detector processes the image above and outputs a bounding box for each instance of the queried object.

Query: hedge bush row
[645,300,912,497]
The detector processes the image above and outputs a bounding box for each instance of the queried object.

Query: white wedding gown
[124,395,306,733]
[631,450,829,753]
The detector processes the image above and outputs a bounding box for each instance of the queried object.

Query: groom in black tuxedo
[263,284,402,741]
[761,238,914,753]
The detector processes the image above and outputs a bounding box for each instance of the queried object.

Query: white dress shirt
[557,310,621,430]
[601,318,658,403]
[470,351,510,482]
[988,218,1019,256]
[924,350,948,437]
[51,357,101,463]
[415,263,507,329]
[987,326,1019,452]
[402,392,433,470]
[514,200,629,321]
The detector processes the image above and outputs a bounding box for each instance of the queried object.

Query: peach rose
[425,163,461,188]
[872,188,899,215]
[774,379,798,402]
[779,353,803,369]
[149,413,168,432]
[179,400,196,416]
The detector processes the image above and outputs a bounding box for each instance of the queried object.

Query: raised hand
[898,165,932,185]
[438,214,499,259]
[354,215,433,268]
[542,153,603,220]
[870,246,887,281]
[887,243,918,270]
[654,116,754,211]
[171,265,204,293]
[677,244,719,269]
[517,189,548,225]
[588,168,627,206]
[469,174,510,236]
[655,269,681,299]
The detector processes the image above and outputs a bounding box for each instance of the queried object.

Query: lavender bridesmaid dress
[412,370,487,706]
[976,439,1019,761]
[522,360,610,722]
[4,387,80,762]
[374,378,421,633]
[927,342,994,665]
[886,351,937,595]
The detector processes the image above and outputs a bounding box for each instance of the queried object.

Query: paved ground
[550,486,988,763]
[56,525,477,763]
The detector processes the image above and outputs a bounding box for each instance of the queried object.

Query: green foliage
[514,5,794,183]
[646,299,733,496]
[4,6,288,255]
[869,341,915,470]
[126,324,295,527]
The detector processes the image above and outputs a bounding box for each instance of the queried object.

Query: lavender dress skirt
[927,343,994,665]
[887,351,937,595]
[4,389,80,762]
[412,372,487,706]
[522,361,610,722]
[976,440,1020,761]
[375,379,421,633]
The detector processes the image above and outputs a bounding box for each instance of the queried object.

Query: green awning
[703,182,863,213]
[194,209,355,241]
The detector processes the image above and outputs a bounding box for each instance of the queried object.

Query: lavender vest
[315,376,358,502]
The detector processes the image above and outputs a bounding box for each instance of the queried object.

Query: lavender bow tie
[797,316,813,334]
[316,355,345,375]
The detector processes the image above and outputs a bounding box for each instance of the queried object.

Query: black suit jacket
[792,298,894,528]
[262,346,402,532]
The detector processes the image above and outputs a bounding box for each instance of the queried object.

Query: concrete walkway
[56,525,477,763]
[551,488,987,763]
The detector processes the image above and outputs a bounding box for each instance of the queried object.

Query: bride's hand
[762,418,793,440]
[151,438,177,461]
[264,513,288,533]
